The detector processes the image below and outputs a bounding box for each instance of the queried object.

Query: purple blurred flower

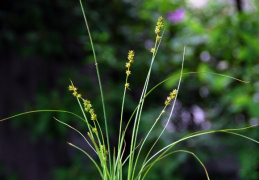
[167,8,185,23]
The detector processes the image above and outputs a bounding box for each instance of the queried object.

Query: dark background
[0,0,259,179]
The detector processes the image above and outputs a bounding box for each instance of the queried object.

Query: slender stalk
[142,127,259,174]
[128,31,164,180]
[115,76,129,177]
[119,70,248,142]
[132,106,166,176]
[119,160,123,179]
[96,119,106,146]
[88,132,111,179]
[138,150,210,180]
[67,142,103,178]
[119,71,247,168]
[0,110,85,122]
[54,117,97,153]
[137,46,185,179]
[78,0,111,172]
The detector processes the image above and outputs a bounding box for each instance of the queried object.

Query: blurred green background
[0,0,259,179]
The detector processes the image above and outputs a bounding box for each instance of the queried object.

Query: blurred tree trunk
[235,0,243,12]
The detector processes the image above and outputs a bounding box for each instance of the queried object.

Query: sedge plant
[1,1,259,180]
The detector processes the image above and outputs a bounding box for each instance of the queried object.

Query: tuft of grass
[0,1,258,180]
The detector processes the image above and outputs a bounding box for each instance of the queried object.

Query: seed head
[156,36,162,41]
[91,114,97,121]
[83,99,91,106]
[92,128,97,133]
[72,91,78,97]
[125,83,130,88]
[155,28,160,34]
[128,50,134,61]
[68,85,74,91]
[165,100,170,106]
[170,89,178,99]
[83,99,93,112]
[155,16,164,35]
[89,108,94,115]
[84,104,92,112]
[126,70,131,76]
[164,89,178,106]
[89,108,97,121]
[125,63,131,68]
[128,50,134,56]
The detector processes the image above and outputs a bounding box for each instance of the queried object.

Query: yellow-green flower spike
[92,127,97,133]
[167,96,172,101]
[156,36,162,41]
[151,48,155,53]
[68,85,74,91]
[170,89,178,99]
[128,50,134,56]
[68,84,77,92]
[126,70,131,76]
[155,28,160,34]
[128,55,133,61]
[72,91,78,97]
[83,99,90,106]
[68,81,80,98]
[155,16,164,35]
[128,50,134,61]
[91,114,97,121]
[89,108,95,115]
[164,89,178,106]
[83,99,93,112]
[125,83,130,88]
[165,100,170,106]
[126,63,131,68]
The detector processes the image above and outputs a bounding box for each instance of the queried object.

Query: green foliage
[239,145,259,180]
[1,0,259,179]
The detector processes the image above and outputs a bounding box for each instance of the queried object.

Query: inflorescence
[68,83,97,121]
[151,16,164,53]
[165,89,178,106]
[125,50,135,89]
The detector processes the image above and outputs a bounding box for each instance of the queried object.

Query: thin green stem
[119,71,248,168]
[137,46,185,179]
[133,106,166,176]
[54,117,96,154]
[115,76,129,177]
[68,142,103,178]
[120,160,123,180]
[142,126,259,173]
[96,120,105,146]
[0,110,85,122]
[88,132,111,180]
[138,150,210,180]
[78,0,111,172]
[128,31,164,180]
